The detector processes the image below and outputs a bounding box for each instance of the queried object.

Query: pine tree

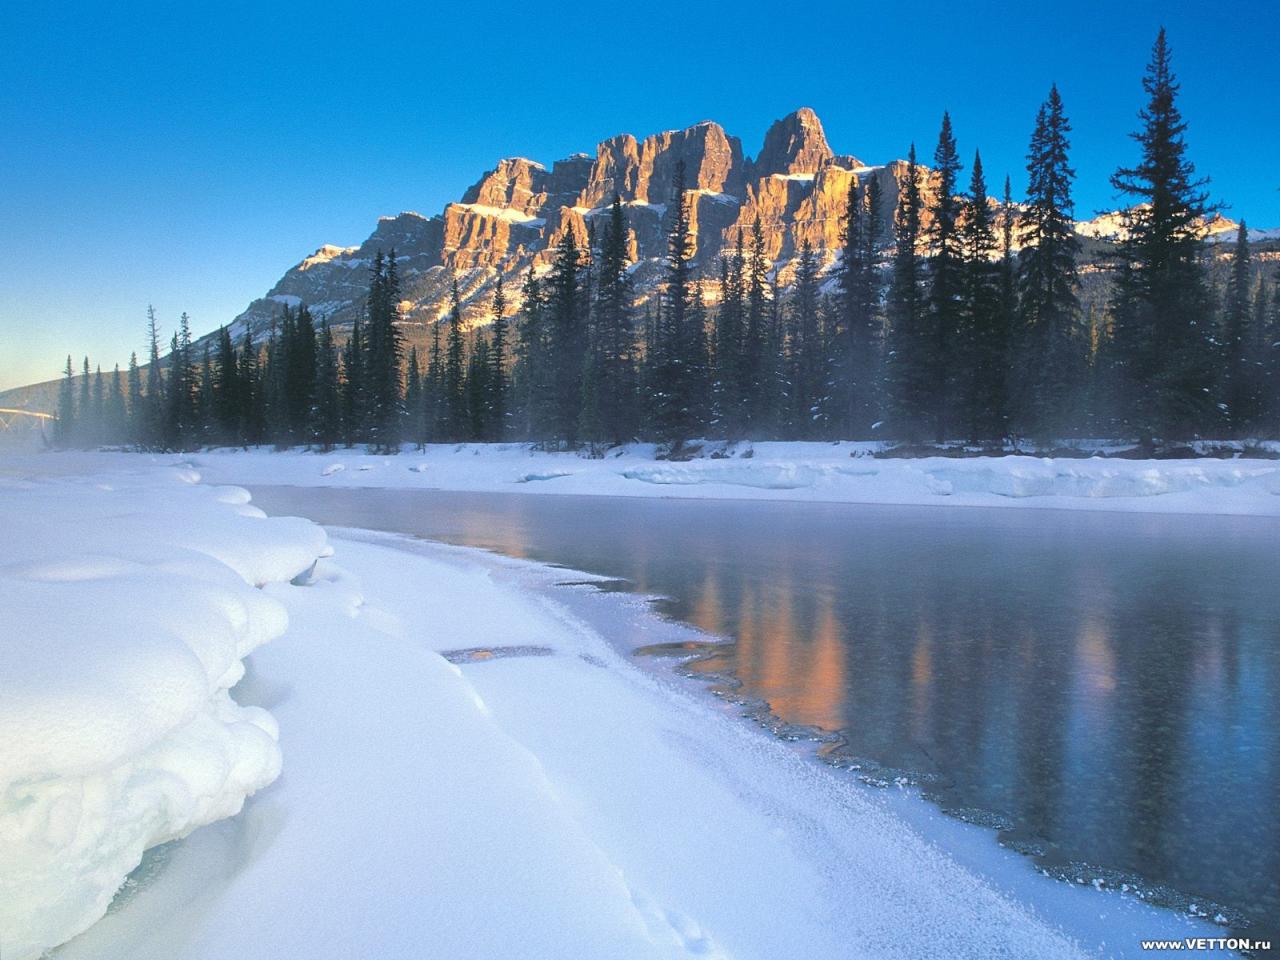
[1108,29,1216,441]
[714,232,747,435]
[743,216,770,433]
[926,113,963,441]
[287,304,317,441]
[56,355,75,447]
[547,230,586,446]
[997,176,1019,436]
[488,274,509,440]
[594,197,637,444]
[467,338,490,441]
[91,363,105,447]
[405,345,423,448]
[213,326,239,444]
[363,250,405,452]
[341,317,365,445]
[835,176,883,437]
[445,279,468,441]
[1018,85,1083,441]
[240,329,265,445]
[1221,221,1254,436]
[197,344,215,446]
[791,240,823,436]
[313,320,342,451]
[957,152,1005,444]
[514,266,551,441]
[142,306,166,448]
[107,364,127,444]
[648,162,699,445]
[126,352,142,445]
[425,315,445,441]
[78,357,91,447]
[887,145,928,440]
[164,313,196,450]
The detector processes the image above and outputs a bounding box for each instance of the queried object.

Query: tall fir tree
[1108,29,1216,441]
[594,197,637,443]
[791,240,823,436]
[925,112,963,440]
[1220,221,1255,435]
[313,320,342,451]
[213,326,239,444]
[886,145,929,440]
[1018,85,1083,441]
[78,356,91,447]
[743,216,770,433]
[445,279,469,441]
[547,229,586,446]
[56,355,75,446]
[144,305,165,448]
[107,364,127,444]
[126,352,143,445]
[956,152,1005,444]
[714,232,747,435]
[488,274,509,440]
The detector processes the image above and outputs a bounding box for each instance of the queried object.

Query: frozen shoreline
[0,455,1237,958]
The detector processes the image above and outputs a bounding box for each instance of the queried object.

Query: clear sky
[1,0,1276,390]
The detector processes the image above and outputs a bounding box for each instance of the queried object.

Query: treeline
[55,31,1279,454]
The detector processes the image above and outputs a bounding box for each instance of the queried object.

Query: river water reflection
[249,486,1280,936]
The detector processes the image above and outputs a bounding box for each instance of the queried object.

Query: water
[249,486,1280,937]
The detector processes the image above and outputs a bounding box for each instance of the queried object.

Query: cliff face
[228,108,918,339]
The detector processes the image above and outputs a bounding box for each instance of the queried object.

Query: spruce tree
[426,315,445,441]
[957,152,1004,444]
[56,355,75,447]
[547,230,586,446]
[648,162,699,445]
[926,113,963,441]
[91,363,105,447]
[467,338,490,441]
[213,326,239,444]
[197,344,214,445]
[445,279,468,441]
[78,357,91,447]
[313,320,342,451]
[1018,85,1083,441]
[144,305,165,448]
[1108,29,1216,441]
[126,352,142,445]
[239,329,265,445]
[1220,221,1258,437]
[743,216,770,433]
[791,240,823,436]
[107,364,127,445]
[595,197,636,443]
[714,233,747,435]
[488,274,509,440]
[405,345,423,448]
[886,145,928,441]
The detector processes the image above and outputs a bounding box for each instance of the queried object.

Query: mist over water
[250,486,1280,936]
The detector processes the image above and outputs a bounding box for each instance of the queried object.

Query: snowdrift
[0,467,325,960]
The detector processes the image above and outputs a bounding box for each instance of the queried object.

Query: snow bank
[0,466,325,960]
[168,443,1280,516]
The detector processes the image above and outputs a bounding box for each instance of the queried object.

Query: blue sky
[1,0,1276,390]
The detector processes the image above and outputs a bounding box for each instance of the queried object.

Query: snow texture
[0,465,323,959]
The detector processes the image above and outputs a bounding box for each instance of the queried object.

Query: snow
[772,172,816,181]
[450,202,544,225]
[0,466,324,959]
[267,294,301,307]
[0,454,1246,958]
[110,442,1280,517]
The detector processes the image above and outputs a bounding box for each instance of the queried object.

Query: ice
[0,454,1242,959]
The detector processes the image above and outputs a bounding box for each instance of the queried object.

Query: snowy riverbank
[0,456,1237,958]
[192,441,1278,515]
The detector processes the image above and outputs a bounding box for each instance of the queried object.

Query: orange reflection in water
[694,572,848,732]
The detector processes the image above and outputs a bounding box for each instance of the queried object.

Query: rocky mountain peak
[751,107,833,178]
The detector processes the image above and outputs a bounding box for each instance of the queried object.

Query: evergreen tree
[997,176,1019,434]
[714,232,747,435]
[144,305,165,448]
[594,197,637,443]
[425,315,445,441]
[1018,85,1083,441]
[107,364,127,444]
[78,356,91,447]
[197,344,215,445]
[886,145,929,440]
[743,216,770,433]
[56,355,75,446]
[164,314,196,450]
[1221,221,1255,435]
[956,152,1005,444]
[791,241,823,436]
[648,162,699,444]
[546,230,586,446]
[926,113,963,441]
[404,345,423,447]
[341,317,366,445]
[363,250,405,452]
[239,329,265,445]
[445,279,468,441]
[488,274,509,440]
[835,176,883,437]
[468,337,490,441]
[313,320,342,451]
[126,352,142,445]
[514,266,551,441]
[91,363,105,447]
[287,304,317,441]
[213,326,239,444]
[1108,29,1216,441]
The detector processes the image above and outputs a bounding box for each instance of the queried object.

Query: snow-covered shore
[0,456,1236,958]
[189,442,1280,515]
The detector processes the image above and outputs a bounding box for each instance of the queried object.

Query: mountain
[226,108,913,342]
